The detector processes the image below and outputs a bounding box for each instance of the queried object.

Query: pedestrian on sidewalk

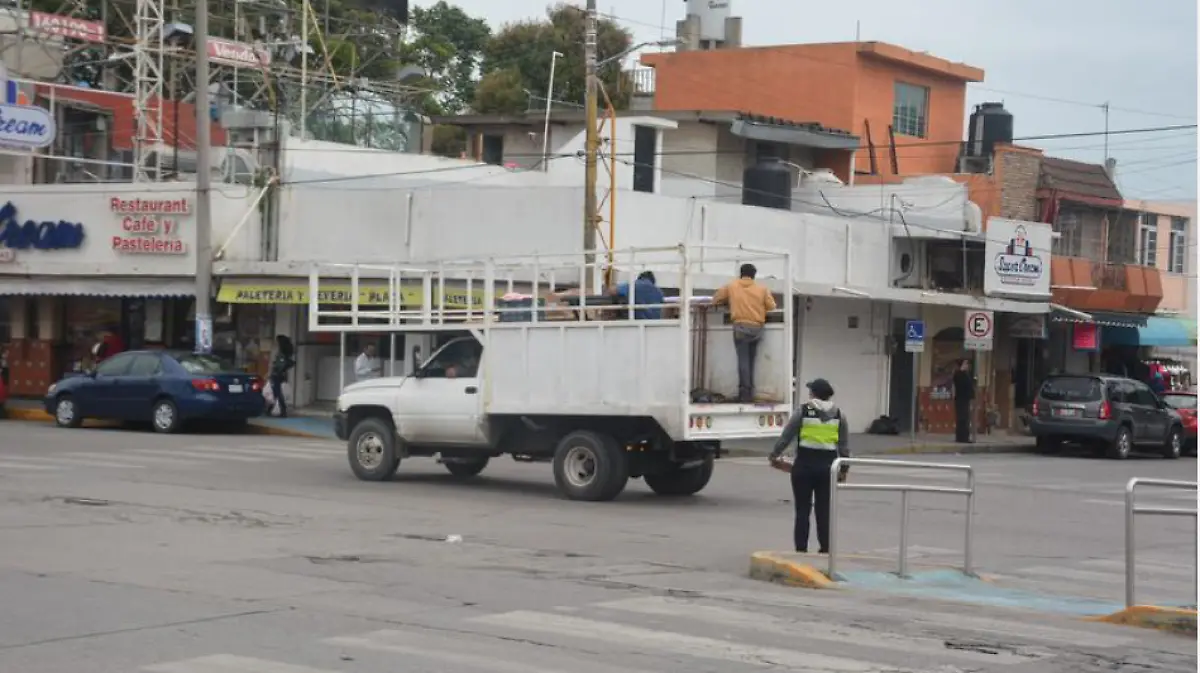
[354,343,382,382]
[267,335,296,418]
[711,263,776,403]
[769,378,850,554]
[953,359,974,443]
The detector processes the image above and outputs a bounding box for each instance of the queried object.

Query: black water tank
[742,160,792,210]
[968,102,1014,157]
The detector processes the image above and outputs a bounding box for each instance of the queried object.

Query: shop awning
[1104,316,1198,348]
[0,277,195,297]
[1050,309,1148,328]
[216,279,487,307]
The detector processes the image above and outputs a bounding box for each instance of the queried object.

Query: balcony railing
[1052,256,1161,313]
[1091,262,1129,292]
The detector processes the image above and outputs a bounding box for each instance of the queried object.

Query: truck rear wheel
[348,417,401,481]
[644,457,714,496]
[552,430,628,501]
[444,456,489,478]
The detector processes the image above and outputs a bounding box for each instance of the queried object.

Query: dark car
[44,350,265,433]
[1030,374,1184,460]
[1161,391,1197,456]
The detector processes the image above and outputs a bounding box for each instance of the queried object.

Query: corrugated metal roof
[1039,157,1123,203]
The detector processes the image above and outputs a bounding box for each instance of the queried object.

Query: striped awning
[1050,309,1148,329]
[0,276,195,297]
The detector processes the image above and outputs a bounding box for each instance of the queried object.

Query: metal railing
[828,458,976,579]
[1124,477,1198,608]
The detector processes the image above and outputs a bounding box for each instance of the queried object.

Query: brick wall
[997,147,1041,221]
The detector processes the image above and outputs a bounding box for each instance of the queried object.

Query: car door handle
[464,386,477,394]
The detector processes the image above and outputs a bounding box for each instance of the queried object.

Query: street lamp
[541,50,563,172]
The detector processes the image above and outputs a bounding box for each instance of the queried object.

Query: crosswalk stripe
[1006,566,1190,595]
[707,589,1136,647]
[123,448,268,464]
[1079,558,1196,578]
[594,595,1038,665]
[0,459,62,471]
[3,455,147,470]
[183,446,326,461]
[471,610,905,672]
[142,654,342,673]
[325,631,652,673]
[61,451,200,467]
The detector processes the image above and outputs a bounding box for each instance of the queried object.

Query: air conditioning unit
[891,243,926,289]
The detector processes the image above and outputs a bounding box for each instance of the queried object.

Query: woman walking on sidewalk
[267,335,296,418]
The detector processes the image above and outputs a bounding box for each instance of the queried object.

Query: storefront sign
[217,283,488,308]
[0,201,85,259]
[984,218,1051,299]
[1073,322,1099,351]
[208,38,272,69]
[30,12,107,43]
[110,196,190,255]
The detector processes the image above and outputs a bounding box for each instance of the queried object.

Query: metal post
[898,490,910,578]
[541,51,561,171]
[338,331,345,394]
[909,351,917,440]
[1125,479,1136,608]
[582,0,598,289]
[299,0,309,139]
[388,333,396,376]
[964,468,976,576]
[827,457,842,579]
[192,0,213,354]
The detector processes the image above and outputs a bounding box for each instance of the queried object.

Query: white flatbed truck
[312,245,795,501]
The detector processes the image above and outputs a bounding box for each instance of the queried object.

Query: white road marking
[0,459,62,471]
[594,596,1037,664]
[184,446,327,461]
[142,654,342,673]
[1080,558,1197,578]
[1,455,147,470]
[1010,565,1190,593]
[61,451,201,467]
[123,448,269,464]
[471,610,908,672]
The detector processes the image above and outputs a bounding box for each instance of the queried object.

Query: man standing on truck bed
[769,378,850,554]
[711,264,777,403]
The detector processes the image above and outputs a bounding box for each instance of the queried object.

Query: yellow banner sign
[217,284,488,308]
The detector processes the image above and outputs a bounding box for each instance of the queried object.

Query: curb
[5,405,329,440]
[1090,606,1198,636]
[6,407,51,422]
[244,423,331,440]
[748,551,836,590]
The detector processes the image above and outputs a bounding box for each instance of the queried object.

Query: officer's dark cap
[806,378,835,400]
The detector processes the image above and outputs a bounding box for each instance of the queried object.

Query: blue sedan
[45,350,265,433]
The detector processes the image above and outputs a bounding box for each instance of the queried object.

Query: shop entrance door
[888,318,916,431]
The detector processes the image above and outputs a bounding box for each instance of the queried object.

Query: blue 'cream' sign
[0,201,85,262]
[0,63,55,149]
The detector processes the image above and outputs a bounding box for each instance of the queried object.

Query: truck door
[399,338,485,445]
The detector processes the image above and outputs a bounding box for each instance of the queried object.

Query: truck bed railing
[307,245,791,333]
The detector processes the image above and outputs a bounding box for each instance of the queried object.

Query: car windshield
[1162,394,1197,410]
[1040,376,1103,402]
[173,353,234,375]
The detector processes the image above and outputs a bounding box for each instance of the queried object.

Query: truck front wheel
[348,417,401,481]
[644,457,714,496]
[552,430,628,501]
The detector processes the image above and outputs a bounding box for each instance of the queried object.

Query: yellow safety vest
[798,404,840,451]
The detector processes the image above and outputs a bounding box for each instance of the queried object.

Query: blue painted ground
[251,415,338,439]
[836,569,1126,616]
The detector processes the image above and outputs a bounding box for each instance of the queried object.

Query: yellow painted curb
[748,551,837,590]
[1090,605,1198,636]
[6,407,51,422]
[244,424,328,439]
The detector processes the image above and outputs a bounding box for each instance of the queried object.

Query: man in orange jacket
[712,263,777,403]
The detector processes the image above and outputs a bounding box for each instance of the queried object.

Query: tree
[473,67,527,115]
[477,3,633,114]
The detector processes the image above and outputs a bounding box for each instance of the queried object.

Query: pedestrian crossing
[0,441,342,474]
[133,586,1171,673]
[991,555,1196,608]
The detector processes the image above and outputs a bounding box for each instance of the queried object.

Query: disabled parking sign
[904,320,924,353]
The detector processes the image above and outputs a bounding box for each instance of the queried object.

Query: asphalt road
[0,421,1195,673]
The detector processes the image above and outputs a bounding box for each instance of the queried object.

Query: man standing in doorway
[354,343,382,382]
[712,264,777,403]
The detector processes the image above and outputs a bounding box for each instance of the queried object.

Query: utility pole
[582,0,598,287]
[193,0,213,354]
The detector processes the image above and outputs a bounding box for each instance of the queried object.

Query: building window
[1138,213,1158,267]
[1169,216,1188,273]
[631,125,657,193]
[893,82,929,138]
[1052,210,1083,257]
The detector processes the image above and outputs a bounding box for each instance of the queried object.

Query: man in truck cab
[711,264,777,403]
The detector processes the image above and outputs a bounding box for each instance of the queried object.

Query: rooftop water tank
[742,160,792,210]
[967,102,1013,157]
[685,0,731,42]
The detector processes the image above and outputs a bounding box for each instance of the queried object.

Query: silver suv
[1029,374,1184,460]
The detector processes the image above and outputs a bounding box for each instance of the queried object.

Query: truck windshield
[1039,376,1103,402]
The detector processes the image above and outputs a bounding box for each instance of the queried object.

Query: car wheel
[1162,426,1183,460]
[151,398,180,434]
[347,417,401,482]
[54,395,82,428]
[552,430,628,501]
[1107,425,1132,460]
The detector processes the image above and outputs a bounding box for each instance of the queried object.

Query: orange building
[641,41,984,179]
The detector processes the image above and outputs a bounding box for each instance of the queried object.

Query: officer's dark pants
[791,462,832,553]
[954,397,971,442]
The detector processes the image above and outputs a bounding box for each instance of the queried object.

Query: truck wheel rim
[56,399,74,425]
[563,446,597,488]
[154,403,173,430]
[356,433,384,469]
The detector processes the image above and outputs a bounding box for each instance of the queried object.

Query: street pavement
[0,421,1195,672]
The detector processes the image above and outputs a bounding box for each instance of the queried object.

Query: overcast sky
[443,0,1198,201]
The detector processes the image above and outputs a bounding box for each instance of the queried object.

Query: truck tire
[444,457,489,478]
[644,457,714,496]
[552,430,628,501]
[348,417,401,481]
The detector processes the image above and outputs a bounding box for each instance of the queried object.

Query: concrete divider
[748,551,836,589]
[1092,606,1198,636]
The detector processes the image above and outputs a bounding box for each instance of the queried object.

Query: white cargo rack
[308,245,794,440]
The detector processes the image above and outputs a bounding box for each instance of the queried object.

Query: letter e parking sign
[964,310,994,351]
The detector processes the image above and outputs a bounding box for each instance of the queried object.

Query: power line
[969,86,1197,122]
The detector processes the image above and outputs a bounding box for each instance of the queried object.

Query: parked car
[1160,391,1197,456]
[1030,374,1184,460]
[44,350,265,433]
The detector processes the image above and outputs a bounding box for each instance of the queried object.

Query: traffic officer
[769,378,850,554]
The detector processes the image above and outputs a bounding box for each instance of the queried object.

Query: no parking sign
[964,310,994,351]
